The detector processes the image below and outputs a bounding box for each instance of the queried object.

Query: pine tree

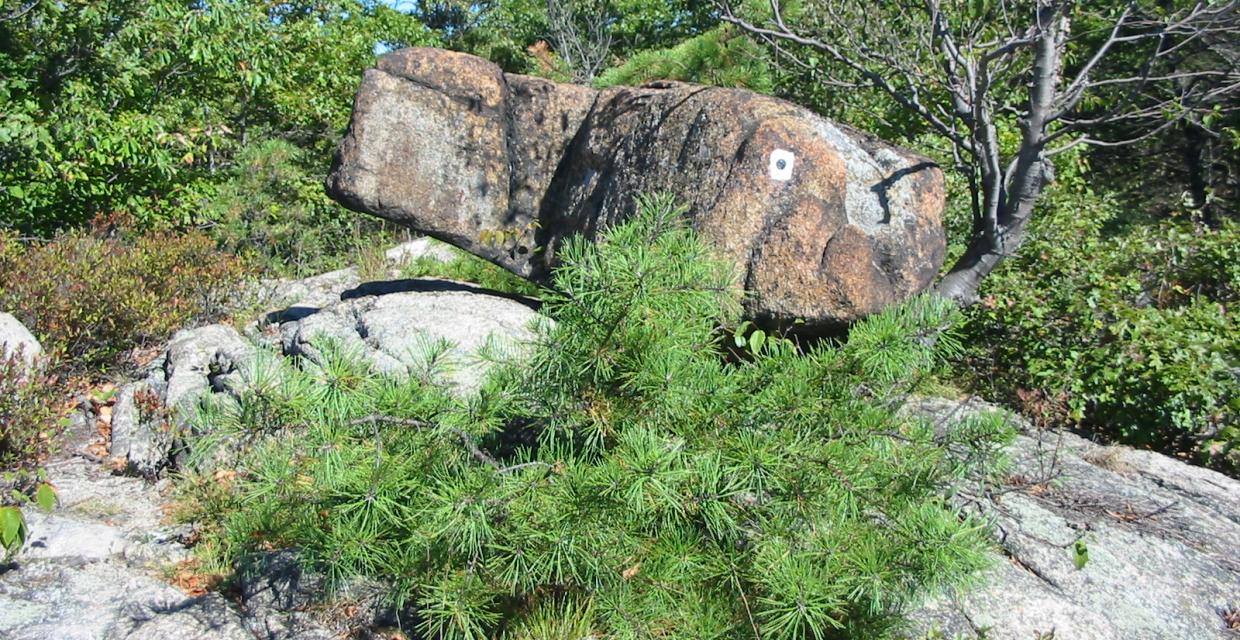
[184,194,1013,639]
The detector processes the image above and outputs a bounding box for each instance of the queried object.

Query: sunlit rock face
[327,47,946,329]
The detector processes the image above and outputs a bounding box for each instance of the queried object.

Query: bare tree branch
[546,0,613,82]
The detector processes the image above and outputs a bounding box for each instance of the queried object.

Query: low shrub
[181,195,1012,639]
[961,169,1239,472]
[0,350,63,477]
[201,139,403,278]
[0,221,249,372]
[595,26,775,93]
[1,349,64,559]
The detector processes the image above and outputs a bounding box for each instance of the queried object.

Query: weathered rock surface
[236,550,410,640]
[273,280,541,393]
[106,324,253,478]
[905,398,1240,640]
[0,311,42,367]
[98,238,466,477]
[0,457,256,640]
[327,47,947,329]
[0,453,395,639]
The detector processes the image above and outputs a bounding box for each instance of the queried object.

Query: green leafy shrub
[962,163,1240,472]
[202,139,402,277]
[0,351,63,476]
[0,350,63,559]
[0,223,249,372]
[1,477,56,559]
[182,195,1011,639]
[595,26,775,92]
[0,0,432,235]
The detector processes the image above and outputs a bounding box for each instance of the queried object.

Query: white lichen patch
[812,120,919,232]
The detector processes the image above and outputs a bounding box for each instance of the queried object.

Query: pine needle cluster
[183,194,1013,640]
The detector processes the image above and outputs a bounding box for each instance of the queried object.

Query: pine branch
[347,414,497,467]
[347,414,433,429]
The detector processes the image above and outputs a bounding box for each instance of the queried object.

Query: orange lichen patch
[129,346,163,369]
[1082,446,1135,475]
[1005,473,1055,496]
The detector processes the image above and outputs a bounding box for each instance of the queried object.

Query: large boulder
[327,47,946,329]
[277,280,542,393]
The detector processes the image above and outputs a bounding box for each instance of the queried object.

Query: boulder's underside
[327,47,947,328]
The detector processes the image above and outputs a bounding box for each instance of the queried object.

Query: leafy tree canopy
[0,0,433,234]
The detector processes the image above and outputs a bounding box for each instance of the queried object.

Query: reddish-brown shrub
[0,350,63,478]
[0,222,249,372]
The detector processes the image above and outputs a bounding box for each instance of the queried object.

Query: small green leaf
[734,321,751,347]
[35,483,57,513]
[0,506,24,549]
[749,329,766,354]
[1072,539,1089,570]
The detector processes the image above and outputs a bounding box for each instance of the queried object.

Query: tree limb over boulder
[326,47,946,329]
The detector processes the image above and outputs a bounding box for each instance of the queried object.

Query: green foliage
[0,225,249,371]
[1072,539,1090,571]
[181,195,1012,639]
[595,26,775,93]
[410,0,716,77]
[0,0,433,235]
[1,481,58,559]
[602,0,718,56]
[33,483,56,513]
[203,139,400,276]
[0,350,63,474]
[0,350,61,560]
[399,247,542,297]
[961,152,1240,472]
[0,505,26,558]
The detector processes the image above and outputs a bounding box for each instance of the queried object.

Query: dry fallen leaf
[169,559,223,597]
[213,469,237,485]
